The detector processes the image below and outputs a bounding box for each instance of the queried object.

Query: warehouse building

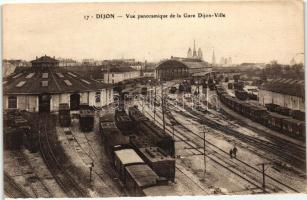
[155,57,211,81]
[258,78,305,112]
[103,65,140,84]
[3,55,113,112]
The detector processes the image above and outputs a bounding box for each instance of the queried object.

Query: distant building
[3,55,113,112]
[31,55,59,68]
[57,57,79,67]
[103,65,140,84]
[197,48,203,60]
[187,48,192,58]
[219,56,233,67]
[82,59,103,66]
[2,61,17,77]
[258,78,305,112]
[3,59,30,67]
[187,40,203,60]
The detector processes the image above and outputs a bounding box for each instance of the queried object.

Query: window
[112,73,114,77]
[8,96,17,109]
[81,79,90,85]
[42,73,48,78]
[112,80,114,84]
[42,81,48,87]
[26,73,35,79]
[68,72,77,77]
[95,92,101,103]
[56,73,64,78]
[16,81,26,87]
[12,73,23,79]
[64,80,72,86]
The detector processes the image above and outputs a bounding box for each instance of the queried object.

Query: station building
[258,78,305,112]
[3,55,113,113]
[102,65,140,84]
[155,57,211,81]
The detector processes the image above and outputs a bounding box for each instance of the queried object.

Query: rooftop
[31,55,59,64]
[102,65,138,73]
[260,78,304,98]
[125,164,158,187]
[3,67,112,95]
[156,59,211,70]
[114,149,144,165]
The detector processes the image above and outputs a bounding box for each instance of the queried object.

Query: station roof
[125,164,158,187]
[155,59,211,70]
[3,67,112,95]
[260,78,304,98]
[114,149,144,165]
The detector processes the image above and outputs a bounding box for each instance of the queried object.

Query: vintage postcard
[2,0,306,198]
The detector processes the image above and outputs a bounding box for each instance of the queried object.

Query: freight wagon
[79,110,94,132]
[115,110,135,135]
[100,113,176,185]
[137,147,175,182]
[101,124,130,162]
[128,106,175,156]
[217,85,305,139]
[59,103,71,127]
[4,127,23,150]
[113,148,168,196]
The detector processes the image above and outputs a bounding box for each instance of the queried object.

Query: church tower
[192,40,197,58]
[187,48,192,58]
[198,48,203,60]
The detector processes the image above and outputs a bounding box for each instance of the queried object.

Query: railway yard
[3,78,307,197]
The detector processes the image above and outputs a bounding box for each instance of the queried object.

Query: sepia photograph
[2,0,306,198]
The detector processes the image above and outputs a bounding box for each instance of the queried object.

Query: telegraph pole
[203,127,207,175]
[153,85,156,123]
[256,162,271,193]
[89,162,94,183]
[262,163,265,193]
[172,124,175,139]
[161,82,166,133]
[206,84,209,110]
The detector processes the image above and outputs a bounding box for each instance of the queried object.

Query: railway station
[4,56,306,197]
[3,2,306,198]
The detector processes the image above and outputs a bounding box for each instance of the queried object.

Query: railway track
[171,100,306,172]
[65,121,124,196]
[13,151,53,197]
[38,114,88,197]
[140,102,301,193]
[4,172,32,198]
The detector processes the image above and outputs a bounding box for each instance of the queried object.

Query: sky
[2,1,304,64]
